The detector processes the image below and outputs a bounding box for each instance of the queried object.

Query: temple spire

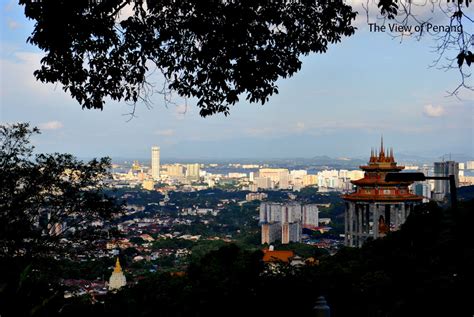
[109,257,127,290]
[380,135,385,157]
[114,257,122,273]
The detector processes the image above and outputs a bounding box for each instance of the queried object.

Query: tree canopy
[17,0,473,115]
[0,123,122,257]
[20,0,356,116]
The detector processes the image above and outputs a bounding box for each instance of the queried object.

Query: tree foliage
[20,0,356,116]
[19,0,472,114]
[369,0,473,94]
[0,123,122,257]
[2,199,474,316]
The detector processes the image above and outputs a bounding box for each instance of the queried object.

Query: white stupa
[108,258,127,290]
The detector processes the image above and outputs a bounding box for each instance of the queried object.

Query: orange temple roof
[343,138,423,202]
[262,250,295,263]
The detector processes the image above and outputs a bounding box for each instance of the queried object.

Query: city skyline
[1,2,473,316]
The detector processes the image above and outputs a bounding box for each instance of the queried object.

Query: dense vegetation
[0,123,122,257]
[2,199,473,317]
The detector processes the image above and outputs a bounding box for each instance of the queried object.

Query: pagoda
[108,258,127,291]
[342,137,423,247]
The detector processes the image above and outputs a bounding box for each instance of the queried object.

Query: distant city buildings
[151,146,160,180]
[413,182,431,202]
[185,163,200,181]
[246,192,268,201]
[467,161,474,170]
[260,202,319,244]
[142,179,154,191]
[110,145,473,198]
[433,161,459,201]
[258,168,290,189]
[163,164,185,178]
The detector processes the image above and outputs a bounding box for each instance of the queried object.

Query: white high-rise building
[467,161,474,170]
[186,163,200,180]
[151,146,160,180]
[259,202,319,244]
[255,177,272,189]
[302,204,319,227]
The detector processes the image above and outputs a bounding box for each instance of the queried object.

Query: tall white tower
[151,146,160,180]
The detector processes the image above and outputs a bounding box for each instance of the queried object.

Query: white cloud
[295,121,305,132]
[1,52,53,94]
[423,104,445,117]
[245,127,276,137]
[7,19,21,30]
[39,120,63,130]
[175,103,188,114]
[3,0,15,12]
[155,129,174,136]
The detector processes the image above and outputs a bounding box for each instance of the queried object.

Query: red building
[342,138,423,247]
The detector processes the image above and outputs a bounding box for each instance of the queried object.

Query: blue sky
[1,1,473,160]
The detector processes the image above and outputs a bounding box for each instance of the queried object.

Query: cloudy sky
[1,1,473,160]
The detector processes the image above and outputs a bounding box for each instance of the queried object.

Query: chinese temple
[342,138,423,247]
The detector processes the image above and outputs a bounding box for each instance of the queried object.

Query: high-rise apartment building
[433,161,459,200]
[302,204,319,227]
[467,161,474,170]
[254,177,272,190]
[414,182,431,202]
[258,168,290,189]
[163,164,185,178]
[151,146,160,180]
[281,222,301,244]
[260,202,319,244]
[186,163,200,180]
[261,222,281,244]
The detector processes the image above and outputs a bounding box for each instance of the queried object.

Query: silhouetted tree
[20,0,357,116]
[0,122,122,258]
[20,0,472,115]
[367,0,473,94]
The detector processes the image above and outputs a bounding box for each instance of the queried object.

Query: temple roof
[343,137,423,202]
[351,178,412,186]
[342,193,423,202]
[262,250,294,263]
[368,136,396,164]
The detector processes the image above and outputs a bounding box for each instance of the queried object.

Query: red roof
[262,250,295,263]
[343,142,424,202]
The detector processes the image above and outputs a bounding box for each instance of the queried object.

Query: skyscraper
[259,202,318,244]
[433,161,459,200]
[186,163,200,180]
[151,146,160,180]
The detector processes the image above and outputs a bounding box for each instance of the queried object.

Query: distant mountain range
[102,153,473,167]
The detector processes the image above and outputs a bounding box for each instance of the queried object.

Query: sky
[0,1,473,160]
